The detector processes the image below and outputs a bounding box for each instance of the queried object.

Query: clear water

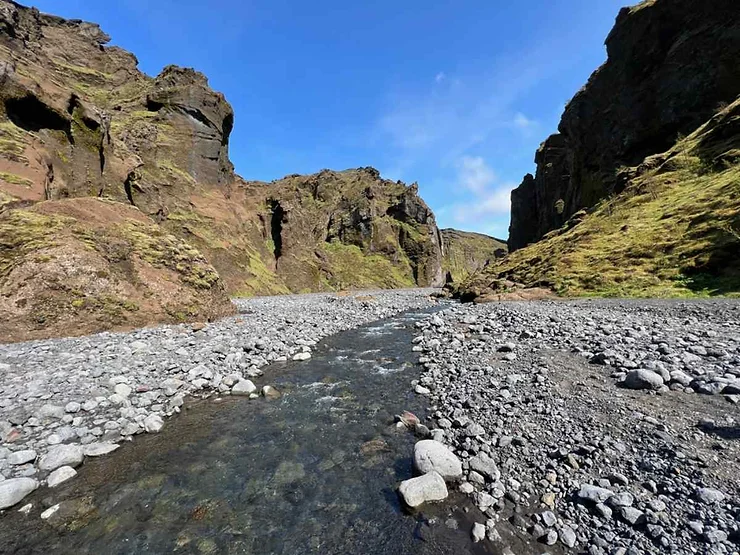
[1,310,498,555]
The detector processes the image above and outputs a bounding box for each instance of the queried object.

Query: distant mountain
[440,229,506,284]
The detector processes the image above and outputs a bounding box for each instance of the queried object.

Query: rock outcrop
[509,0,740,250]
[460,92,740,299]
[459,0,740,300]
[242,168,445,292]
[0,2,234,215]
[0,1,452,340]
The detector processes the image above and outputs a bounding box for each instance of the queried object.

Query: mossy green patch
[70,295,139,319]
[130,111,159,119]
[69,218,222,291]
[442,230,507,283]
[158,160,195,184]
[0,138,26,156]
[0,210,68,278]
[0,171,33,187]
[115,222,221,290]
[0,190,20,211]
[234,249,290,297]
[320,240,415,290]
[52,59,114,80]
[0,121,29,142]
[167,210,229,249]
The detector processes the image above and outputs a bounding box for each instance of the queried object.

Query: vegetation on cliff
[0,2,479,340]
[508,0,740,251]
[0,198,235,342]
[456,0,740,302]
[462,98,740,299]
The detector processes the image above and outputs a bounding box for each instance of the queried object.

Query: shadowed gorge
[4,94,72,142]
[268,199,284,261]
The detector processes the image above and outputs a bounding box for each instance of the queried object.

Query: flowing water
[0,309,497,555]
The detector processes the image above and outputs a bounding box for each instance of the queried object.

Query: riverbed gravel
[0,289,437,511]
[410,299,740,554]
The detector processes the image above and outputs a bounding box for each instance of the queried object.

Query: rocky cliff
[440,229,506,283]
[234,168,446,294]
[0,1,452,340]
[509,0,740,250]
[461,0,740,300]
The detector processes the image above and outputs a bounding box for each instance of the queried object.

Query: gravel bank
[410,299,740,554]
[0,289,437,511]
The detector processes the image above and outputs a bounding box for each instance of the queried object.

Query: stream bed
[0,309,496,554]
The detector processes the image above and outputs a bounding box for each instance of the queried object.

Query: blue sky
[32,0,626,239]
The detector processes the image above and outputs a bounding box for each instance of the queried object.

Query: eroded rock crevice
[4,94,72,143]
[123,171,136,206]
[268,199,284,261]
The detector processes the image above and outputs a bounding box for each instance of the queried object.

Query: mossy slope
[441,229,507,284]
[460,99,740,299]
[0,198,235,342]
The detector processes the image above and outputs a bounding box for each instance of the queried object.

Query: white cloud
[439,156,515,228]
[450,184,515,223]
[370,36,577,234]
[513,112,535,130]
[457,156,496,194]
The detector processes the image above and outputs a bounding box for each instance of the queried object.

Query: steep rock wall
[509,0,740,250]
[0,0,448,320]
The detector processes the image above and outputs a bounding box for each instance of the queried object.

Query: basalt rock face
[0,1,235,214]
[508,0,740,250]
[0,0,239,340]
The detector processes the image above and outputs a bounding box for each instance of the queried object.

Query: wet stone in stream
[0,310,498,555]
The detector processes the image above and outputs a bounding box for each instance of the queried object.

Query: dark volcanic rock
[146,65,235,188]
[250,168,446,292]
[509,0,740,250]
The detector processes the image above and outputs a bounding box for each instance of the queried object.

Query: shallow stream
[0,309,496,554]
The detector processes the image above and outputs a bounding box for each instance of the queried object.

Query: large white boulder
[623,369,664,390]
[413,440,462,481]
[0,478,38,509]
[398,471,448,508]
[38,444,84,471]
[47,466,77,488]
[231,379,257,395]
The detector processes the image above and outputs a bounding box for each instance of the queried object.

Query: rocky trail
[0,294,738,555]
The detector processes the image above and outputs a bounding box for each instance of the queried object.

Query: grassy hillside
[460,98,740,299]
